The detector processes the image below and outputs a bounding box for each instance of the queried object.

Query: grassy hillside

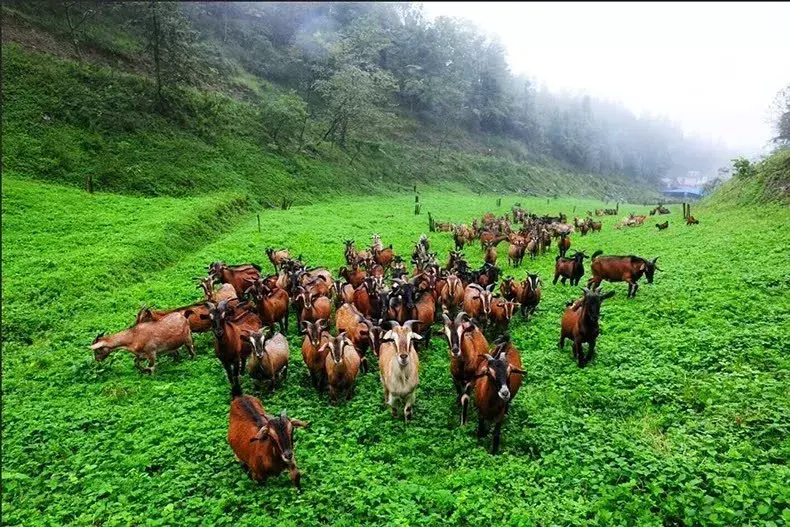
[3,177,788,526]
[705,149,790,207]
[1,39,656,204]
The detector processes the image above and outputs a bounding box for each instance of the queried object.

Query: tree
[313,64,396,147]
[138,2,199,111]
[61,1,98,58]
[770,86,790,147]
[259,92,309,147]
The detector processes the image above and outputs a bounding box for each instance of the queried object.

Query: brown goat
[473,336,526,454]
[559,286,615,367]
[440,274,465,316]
[463,283,495,327]
[197,277,238,304]
[265,248,290,272]
[300,319,330,390]
[339,265,366,288]
[246,331,289,392]
[205,301,263,395]
[91,312,194,374]
[655,221,669,230]
[588,251,661,298]
[507,241,526,267]
[372,245,395,270]
[296,288,332,324]
[686,216,699,225]
[335,303,376,372]
[209,262,262,298]
[324,332,362,404]
[488,298,520,334]
[553,251,587,286]
[228,395,306,488]
[245,279,289,333]
[442,312,489,425]
[558,233,571,258]
[499,276,523,303]
[519,274,541,318]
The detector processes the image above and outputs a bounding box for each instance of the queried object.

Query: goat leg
[491,420,503,454]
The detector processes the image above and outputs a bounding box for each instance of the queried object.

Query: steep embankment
[704,150,790,207]
[1,36,657,203]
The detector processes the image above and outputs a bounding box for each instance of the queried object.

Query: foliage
[3,175,789,526]
[731,157,758,180]
[1,44,656,203]
[3,2,734,185]
[707,149,790,206]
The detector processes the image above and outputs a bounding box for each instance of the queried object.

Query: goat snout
[398,354,409,366]
[498,386,511,402]
[281,450,294,463]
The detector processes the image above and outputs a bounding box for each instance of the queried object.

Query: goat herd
[89,203,677,489]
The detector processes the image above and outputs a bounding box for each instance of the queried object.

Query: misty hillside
[2,2,733,201]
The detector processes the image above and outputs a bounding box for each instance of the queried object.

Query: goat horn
[484,353,494,361]
[403,320,419,331]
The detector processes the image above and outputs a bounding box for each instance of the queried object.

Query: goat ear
[510,368,527,376]
[290,419,308,428]
[601,291,615,300]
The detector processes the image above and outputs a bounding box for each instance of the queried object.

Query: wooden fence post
[85,174,93,193]
[257,214,261,232]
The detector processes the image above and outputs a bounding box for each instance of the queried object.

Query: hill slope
[2,7,658,204]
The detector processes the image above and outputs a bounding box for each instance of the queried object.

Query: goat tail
[591,250,603,260]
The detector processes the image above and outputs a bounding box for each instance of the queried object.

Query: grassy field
[2,177,789,526]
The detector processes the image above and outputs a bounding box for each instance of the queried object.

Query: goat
[655,221,669,230]
[335,303,376,372]
[499,276,522,303]
[91,311,194,374]
[205,300,262,395]
[553,251,587,286]
[373,244,395,270]
[559,286,615,367]
[246,331,289,392]
[296,287,331,324]
[339,265,366,288]
[135,300,213,333]
[557,233,571,258]
[488,298,520,335]
[411,286,436,345]
[442,312,488,425]
[228,395,306,488]
[686,216,699,225]
[473,335,526,454]
[588,251,660,298]
[519,274,541,318]
[300,319,330,390]
[440,274,465,316]
[245,279,289,333]
[197,276,238,304]
[590,221,602,233]
[265,248,290,272]
[463,283,495,327]
[324,332,362,404]
[483,241,498,266]
[507,241,526,267]
[378,321,421,421]
[209,262,262,298]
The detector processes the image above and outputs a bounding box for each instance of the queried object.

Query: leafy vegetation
[3,175,788,526]
[3,2,732,194]
[705,150,790,206]
[1,42,654,203]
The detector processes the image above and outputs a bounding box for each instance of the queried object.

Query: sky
[420,2,790,156]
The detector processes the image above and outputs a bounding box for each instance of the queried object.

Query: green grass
[2,176,788,526]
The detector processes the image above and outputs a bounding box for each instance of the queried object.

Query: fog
[421,1,790,156]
